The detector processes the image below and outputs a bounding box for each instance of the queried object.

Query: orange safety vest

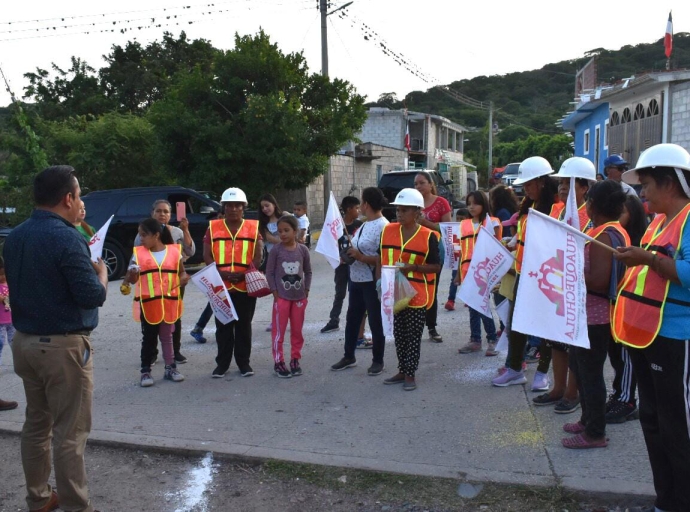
[380,223,437,309]
[612,203,690,348]
[558,202,591,232]
[133,244,183,324]
[514,202,562,274]
[210,218,259,292]
[459,216,502,281]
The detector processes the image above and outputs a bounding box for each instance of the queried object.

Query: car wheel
[103,242,125,281]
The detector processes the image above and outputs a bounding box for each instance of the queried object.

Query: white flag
[190,263,238,324]
[513,209,589,348]
[380,265,396,336]
[564,176,580,231]
[457,227,513,317]
[88,215,114,262]
[438,222,461,270]
[315,192,344,269]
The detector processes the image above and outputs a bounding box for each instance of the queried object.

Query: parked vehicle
[82,186,259,280]
[378,170,464,221]
[500,163,523,196]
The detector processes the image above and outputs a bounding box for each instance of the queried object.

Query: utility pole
[320,0,331,222]
[319,1,352,223]
[488,101,493,185]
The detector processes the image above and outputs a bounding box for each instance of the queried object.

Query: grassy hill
[370,33,690,137]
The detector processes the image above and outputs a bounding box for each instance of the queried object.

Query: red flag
[404,123,411,151]
[665,11,673,59]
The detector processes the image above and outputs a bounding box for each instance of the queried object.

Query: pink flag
[665,11,673,59]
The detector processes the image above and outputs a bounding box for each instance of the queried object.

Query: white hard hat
[390,188,425,208]
[512,156,554,186]
[623,143,690,184]
[553,157,596,180]
[220,187,248,205]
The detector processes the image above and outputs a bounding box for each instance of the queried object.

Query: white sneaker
[164,366,185,382]
[140,372,154,387]
[531,371,550,392]
[491,368,527,387]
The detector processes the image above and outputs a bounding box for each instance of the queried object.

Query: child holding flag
[454,192,502,356]
[124,218,189,387]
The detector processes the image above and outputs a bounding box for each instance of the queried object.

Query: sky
[0,0,687,108]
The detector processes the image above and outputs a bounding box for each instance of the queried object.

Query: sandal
[561,433,608,449]
[356,339,373,349]
[563,421,585,434]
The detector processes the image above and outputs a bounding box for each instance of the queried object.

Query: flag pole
[528,209,619,254]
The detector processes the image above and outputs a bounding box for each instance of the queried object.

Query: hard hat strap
[674,168,690,198]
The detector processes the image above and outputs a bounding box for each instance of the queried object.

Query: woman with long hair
[492,156,560,387]
[413,171,451,343]
[258,193,283,254]
[489,184,519,222]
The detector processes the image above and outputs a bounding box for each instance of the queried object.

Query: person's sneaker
[491,368,527,387]
[190,328,207,344]
[331,357,357,371]
[605,400,639,424]
[356,338,373,349]
[444,300,455,311]
[320,320,339,333]
[428,328,443,343]
[211,367,227,378]
[274,362,292,378]
[384,373,405,385]
[290,359,302,377]
[531,371,550,392]
[403,379,417,391]
[485,343,499,357]
[532,392,563,406]
[239,364,254,377]
[554,398,581,414]
[497,366,508,376]
[458,341,482,354]
[367,362,384,376]
[140,372,154,387]
[174,352,187,364]
[525,346,540,364]
[32,490,59,512]
[164,365,185,382]
[605,394,616,413]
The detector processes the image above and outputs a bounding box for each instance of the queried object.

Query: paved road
[0,248,653,504]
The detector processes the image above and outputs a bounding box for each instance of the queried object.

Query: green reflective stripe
[407,254,417,279]
[386,248,394,265]
[146,273,155,298]
[633,265,648,297]
[219,241,226,264]
[241,240,249,264]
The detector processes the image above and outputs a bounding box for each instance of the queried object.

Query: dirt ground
[0,432,652,512]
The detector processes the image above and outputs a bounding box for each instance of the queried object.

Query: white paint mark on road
[169,452,214,512]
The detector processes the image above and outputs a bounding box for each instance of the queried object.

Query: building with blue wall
[561,100,610,176]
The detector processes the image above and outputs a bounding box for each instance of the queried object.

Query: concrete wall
[273,144,407,227]
[670,82,690,151]
[358,109,405,150]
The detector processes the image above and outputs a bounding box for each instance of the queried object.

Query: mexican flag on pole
[512,209,590,349]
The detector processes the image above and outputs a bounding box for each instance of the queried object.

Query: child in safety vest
[265,215,312,378]
[454,191,502,356]
[124,218,190,387]
[444,208,470,311]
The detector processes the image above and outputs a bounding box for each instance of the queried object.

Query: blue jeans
[0,322,15,364]
[195,303,213,330]
[448,269,458,301]
[469,307,497,342]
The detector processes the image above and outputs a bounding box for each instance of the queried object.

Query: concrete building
[561,70,690,173]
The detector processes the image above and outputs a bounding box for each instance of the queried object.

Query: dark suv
[378,170,463,221]
[82,186,227,280]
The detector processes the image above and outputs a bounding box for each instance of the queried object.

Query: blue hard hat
[603,154,628,168]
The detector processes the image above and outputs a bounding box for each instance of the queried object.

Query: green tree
[148,30,367,200]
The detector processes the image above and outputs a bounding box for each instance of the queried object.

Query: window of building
[610,111,620,126]
[604,119,609,150]
[621,108,632,123]
[647,99,660,117]
[633,104,645,120]
[584,129,590,155]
